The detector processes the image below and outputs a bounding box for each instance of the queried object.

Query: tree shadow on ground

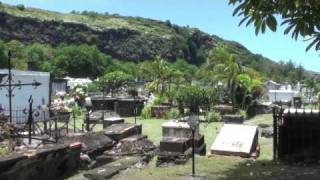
[215,159,320,180]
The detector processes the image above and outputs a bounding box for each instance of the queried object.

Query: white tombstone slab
[211,124,258,157]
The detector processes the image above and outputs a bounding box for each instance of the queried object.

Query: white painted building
[64,76,92,90]
[0,69,51,123]
[265,81,300,103]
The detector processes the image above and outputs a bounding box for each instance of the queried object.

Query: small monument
[211,124,259,157]
[157,119,206,165]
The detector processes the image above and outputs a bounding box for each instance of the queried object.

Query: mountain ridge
[0,2,316,80]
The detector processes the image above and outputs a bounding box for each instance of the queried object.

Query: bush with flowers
[51,99,71,113]
[71,85,87,106]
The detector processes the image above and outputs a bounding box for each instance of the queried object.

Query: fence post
[73,111,76,133]
[273,107,277,162]
[55,116,58,142]
[86,112,90,132]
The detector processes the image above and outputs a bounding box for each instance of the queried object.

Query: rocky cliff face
[0,12,216,64]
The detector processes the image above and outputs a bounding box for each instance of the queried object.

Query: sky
[2,0,320,72]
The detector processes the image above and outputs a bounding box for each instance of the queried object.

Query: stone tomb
[222,114,244,124]
[91,97,117,111]
[90,97,145,117]
[88,111,123,130]
[158,121,206,165]
[104,123,142,141]
[103,117,124,128]
[211,124,258,157]
[0,143,82,180]
[59,132,115,158]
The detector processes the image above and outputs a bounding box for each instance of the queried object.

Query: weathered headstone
[211,124,258,157]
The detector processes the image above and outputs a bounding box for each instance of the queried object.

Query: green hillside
[0,2,310,81]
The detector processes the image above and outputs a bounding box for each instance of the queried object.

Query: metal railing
[273,105,320,163]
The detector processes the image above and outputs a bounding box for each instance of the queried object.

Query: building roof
[0,69,50,77]
[265,80,280,86]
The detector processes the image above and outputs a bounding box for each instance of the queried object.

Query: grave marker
[211,124,258,157]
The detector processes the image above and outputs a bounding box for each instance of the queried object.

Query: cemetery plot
[157,121,206,166]
[90,97,145,117]
[104,123,142,141]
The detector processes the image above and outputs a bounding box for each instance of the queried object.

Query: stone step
[84,156,143,180]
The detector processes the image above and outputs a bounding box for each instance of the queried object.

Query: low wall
[0,143,81,180]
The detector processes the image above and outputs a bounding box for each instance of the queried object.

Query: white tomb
[162,120,199,139]
[211,124,258,157]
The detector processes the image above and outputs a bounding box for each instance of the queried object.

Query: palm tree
[138,56,170,95]
[236,73,263,109]
[303,77,318,103]
[207,46,242,110]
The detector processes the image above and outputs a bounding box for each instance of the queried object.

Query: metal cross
[0,51,41,123]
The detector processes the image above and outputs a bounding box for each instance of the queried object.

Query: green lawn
[112,114,320,180]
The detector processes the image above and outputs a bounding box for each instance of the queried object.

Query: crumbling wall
[0,144,81,180]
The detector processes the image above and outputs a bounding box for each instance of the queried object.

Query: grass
[111,114,319,180]
[0,146,9,157]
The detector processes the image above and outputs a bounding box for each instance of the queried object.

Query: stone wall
[0,144,81,180]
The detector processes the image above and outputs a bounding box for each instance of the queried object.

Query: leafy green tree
[105,60,137,77]
[139,56,170,94]
[207,46,243,109]
[0,41,7,69]
[98,71,134,96]
[170,59,198,83]
[6,40,27,70]
[52,44,110,78]
[174,85,216,114]
[236,73,263,109]
[229,0,320,51]
[24,43,54,71]
[303,77,319,101]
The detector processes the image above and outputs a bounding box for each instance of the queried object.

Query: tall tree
[236,73,263,109]
[0,41,7,69]
[206,46,243,109]
[139,56,170,94]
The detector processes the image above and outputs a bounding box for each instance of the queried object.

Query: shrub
[87,83,98,92]
[98,71,134,93]
[205,110,221,123]
[238,110,247,119]
[174,85,217,114]
[0,146,9,157]
[141,104,152,119]
[153,95,166,106]
[165,108,180,119]
[16,4,25,11]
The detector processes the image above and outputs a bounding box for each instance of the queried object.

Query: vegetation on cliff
[0,2,312,83]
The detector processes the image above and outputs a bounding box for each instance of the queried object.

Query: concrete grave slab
[103,117,124,128]
[104,123,142,141]
[211,124,258,157]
